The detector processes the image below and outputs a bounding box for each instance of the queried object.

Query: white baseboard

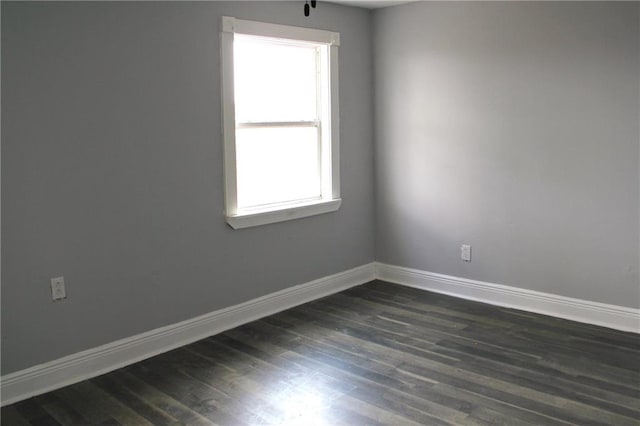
[3,261,637,406]
[375,262,640,334]
[0,263,375,407]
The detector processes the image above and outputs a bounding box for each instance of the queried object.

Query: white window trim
[221,17,341,230]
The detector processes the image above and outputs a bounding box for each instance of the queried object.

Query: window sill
[226,198,341,229]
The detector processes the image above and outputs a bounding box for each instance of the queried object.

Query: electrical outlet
[50,277,66,301]
[461,244,471,262]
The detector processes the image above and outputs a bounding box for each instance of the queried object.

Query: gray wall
[1,1,375,374]
[374,2,640,308]
[4,0,639,376]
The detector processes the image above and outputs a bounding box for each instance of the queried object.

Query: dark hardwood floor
[3,280,639,425]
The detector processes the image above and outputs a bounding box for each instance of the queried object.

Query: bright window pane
[236,126,320,209]
[234,35,318,123]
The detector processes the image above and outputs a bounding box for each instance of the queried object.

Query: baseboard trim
[375,262,640,334]
[4,261,637,406]
[0,263,375,406]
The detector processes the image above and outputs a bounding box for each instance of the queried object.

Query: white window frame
[221,16,341,229]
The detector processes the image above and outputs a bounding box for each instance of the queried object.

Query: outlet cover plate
[461,244,471,262]
[51,277,66,301]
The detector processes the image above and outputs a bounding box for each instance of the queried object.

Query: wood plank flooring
[2,280,639,425]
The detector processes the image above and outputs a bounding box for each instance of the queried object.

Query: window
[221,17,341,229]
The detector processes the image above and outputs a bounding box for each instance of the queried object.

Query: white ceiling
[325,0,416,10]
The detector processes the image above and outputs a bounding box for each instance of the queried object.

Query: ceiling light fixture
[304,1,317,17]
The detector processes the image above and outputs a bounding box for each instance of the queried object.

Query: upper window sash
[221,16,340,46]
